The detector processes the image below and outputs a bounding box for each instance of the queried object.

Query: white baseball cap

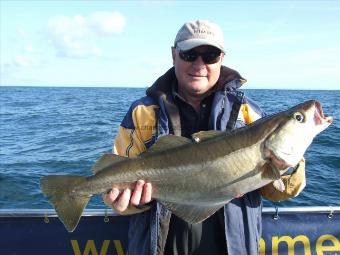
[174,20,225,52]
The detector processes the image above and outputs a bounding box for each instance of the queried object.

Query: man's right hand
[103,180,152,213]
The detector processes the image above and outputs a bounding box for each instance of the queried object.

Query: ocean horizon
[1,85,339,91]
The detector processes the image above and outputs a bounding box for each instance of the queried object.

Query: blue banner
[0,214,129,255]
[0,208,339,255]
[261,210,340,255]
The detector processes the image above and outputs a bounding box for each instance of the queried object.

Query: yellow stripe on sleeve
[131,104,158,145]
[113,104,158,157]
[239,103,262,124]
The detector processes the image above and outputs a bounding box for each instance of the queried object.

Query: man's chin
[187,81,209,92]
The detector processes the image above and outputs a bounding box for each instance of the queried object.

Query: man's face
[172,45,224,98]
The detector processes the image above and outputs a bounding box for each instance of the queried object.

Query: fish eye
[293,112,304,122]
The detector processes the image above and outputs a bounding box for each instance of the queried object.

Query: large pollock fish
[40,100,332,232]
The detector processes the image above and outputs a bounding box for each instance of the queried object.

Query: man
[103,20,306,255]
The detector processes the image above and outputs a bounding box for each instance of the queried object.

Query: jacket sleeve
[109,100,158,214]
[113,100,159,157]
[239,97,306,201]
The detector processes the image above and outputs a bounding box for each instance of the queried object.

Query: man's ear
[220,53,225,63]
[171,47,176,65]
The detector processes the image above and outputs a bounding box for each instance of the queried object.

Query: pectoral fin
[261,162,286,192]
[261,162,281,180]
[160,201,224,224]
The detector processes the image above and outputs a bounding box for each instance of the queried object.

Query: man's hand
[103,180,152,213]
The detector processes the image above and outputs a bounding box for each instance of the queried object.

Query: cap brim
[177,39,224,52]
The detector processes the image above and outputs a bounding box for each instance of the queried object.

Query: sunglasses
[178,48,222,64]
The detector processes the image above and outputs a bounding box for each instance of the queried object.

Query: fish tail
[40,175,90,232]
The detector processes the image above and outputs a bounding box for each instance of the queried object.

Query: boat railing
[0,206,338,217]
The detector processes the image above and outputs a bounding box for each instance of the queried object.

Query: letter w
[71,240,110,255]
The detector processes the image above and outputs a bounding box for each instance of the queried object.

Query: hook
[328,206,334,219]
[44,212,50,224]
[273,206,279,220]
[104,209,109,223]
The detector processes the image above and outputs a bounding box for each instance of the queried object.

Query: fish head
[264,100,332,169]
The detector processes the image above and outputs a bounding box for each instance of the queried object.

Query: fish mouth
[314,101,333,125]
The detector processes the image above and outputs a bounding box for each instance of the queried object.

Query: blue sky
[1,1,339,89]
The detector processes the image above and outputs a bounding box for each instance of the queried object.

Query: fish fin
[273,179,285,192]
[261,162,286,191]
[40,175,91,232]
[160,201,224,224]
[191,130,224,143]
[92,153,126,174]
[261,162,281,180]
[141,135,191,155]
[113,204,151,215]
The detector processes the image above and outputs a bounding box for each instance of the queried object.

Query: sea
[0,86,339,209]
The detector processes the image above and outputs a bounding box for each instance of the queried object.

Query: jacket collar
[145,66,245,136]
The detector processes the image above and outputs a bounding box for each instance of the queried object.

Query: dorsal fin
[191,130,224,143]
[92,153,126,174]
[141,135,191,156]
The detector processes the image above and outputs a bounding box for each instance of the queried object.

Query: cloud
[2,44,40,69]
[89,11,126,35]
[13,55,37,67]
[46,11,126,58]
[16,26,28,38]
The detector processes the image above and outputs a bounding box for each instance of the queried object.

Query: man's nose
[192,55,205,68]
